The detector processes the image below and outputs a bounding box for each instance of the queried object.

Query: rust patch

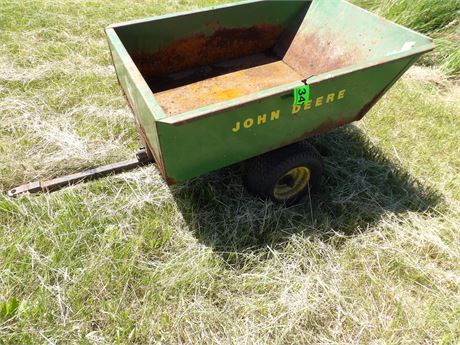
[165,176,177,185]
[152,54,302,116]
[131,24,283,78]
[138,125,166,173]
[355,94,382,121]
[279,30,364,77]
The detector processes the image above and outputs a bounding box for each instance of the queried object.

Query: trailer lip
[158,43,434,126]
[106,0,433,44]
[106,0,311,30]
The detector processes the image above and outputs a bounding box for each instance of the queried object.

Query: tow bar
[7,148,154,198]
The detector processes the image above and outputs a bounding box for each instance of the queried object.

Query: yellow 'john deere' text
[292,89,346,114]
[232,110,280,133]
[231,89,346,133]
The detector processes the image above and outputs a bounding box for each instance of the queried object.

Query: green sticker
[293,84,310,105]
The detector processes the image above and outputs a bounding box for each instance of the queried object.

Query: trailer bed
[151,54,302,116]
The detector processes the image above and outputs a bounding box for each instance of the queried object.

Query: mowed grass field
[1,0,459,344]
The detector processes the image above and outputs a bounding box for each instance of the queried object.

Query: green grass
[352,0,460,77]
[1,0,460,344]
[354,0,459,33]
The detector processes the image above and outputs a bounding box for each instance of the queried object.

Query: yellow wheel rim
[273,166,311,201]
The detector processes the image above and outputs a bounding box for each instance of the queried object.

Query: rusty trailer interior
[152,54,303,116]
[113,1,313,117]
[110,1,331,117]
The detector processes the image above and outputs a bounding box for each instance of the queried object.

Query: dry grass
[1,0,460,344]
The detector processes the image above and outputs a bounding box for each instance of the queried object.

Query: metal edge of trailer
[106,0,432,46]
[105,28,167,120]
[105,27,168,177]
[106,0,310,30]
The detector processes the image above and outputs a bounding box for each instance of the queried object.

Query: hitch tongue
[7,148,154,197]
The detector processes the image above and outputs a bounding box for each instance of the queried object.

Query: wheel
[243,141,324,205]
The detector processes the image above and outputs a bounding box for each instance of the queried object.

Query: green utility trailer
[104,0,433,204]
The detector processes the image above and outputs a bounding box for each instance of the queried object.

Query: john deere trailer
[105,0,433,203]
[8,0,434,203]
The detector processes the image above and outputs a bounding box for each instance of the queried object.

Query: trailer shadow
[171,125,442,258]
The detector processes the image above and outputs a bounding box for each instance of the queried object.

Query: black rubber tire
[243,141,324,205]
